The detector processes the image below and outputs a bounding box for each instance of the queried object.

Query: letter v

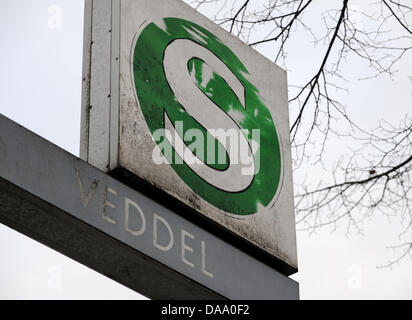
[75,168,98,208]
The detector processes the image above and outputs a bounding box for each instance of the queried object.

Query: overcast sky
[0,0,411,299]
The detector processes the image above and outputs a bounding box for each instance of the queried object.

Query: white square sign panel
[81,0,298,272]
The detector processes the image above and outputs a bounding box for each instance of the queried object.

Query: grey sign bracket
[0,114,299,300]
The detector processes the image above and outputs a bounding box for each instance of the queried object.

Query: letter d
[205,305,213,315]
[153,213,174,251]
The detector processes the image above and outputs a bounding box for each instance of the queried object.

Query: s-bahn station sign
[0,0,298,300]
[81,0,298,275]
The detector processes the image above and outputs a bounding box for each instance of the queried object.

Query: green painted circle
[133,17,282,215]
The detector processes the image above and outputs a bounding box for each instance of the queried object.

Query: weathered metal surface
[81,0,298,274]
[0,114,299,300]
[109,0,120,170]
[79,0,92,161]
[88,0,112,170]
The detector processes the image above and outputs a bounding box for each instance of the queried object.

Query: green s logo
[132,18,282,216]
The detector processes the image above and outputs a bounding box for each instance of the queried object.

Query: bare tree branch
[188,0,412,266]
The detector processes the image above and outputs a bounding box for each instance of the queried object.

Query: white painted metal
[81,0,298,272]
[109,0,121,170]
[88,0,114,170]
[80,0,93,161]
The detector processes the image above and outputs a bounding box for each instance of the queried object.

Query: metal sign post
[81,0,298,276]
[0,0,299,300]
[0,114,298,299]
